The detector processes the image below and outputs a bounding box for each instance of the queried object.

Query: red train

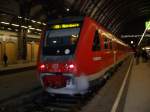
[37,16,130,95]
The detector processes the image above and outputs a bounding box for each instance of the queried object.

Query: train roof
[100,30,128,47]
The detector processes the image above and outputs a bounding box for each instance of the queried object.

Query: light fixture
[21,26,28,29]
[31,20,36,23]
[12,24,19,27]
[8,28,12,30]
[37,21,41,24]
[1,22,10,25]
[27,29,31,33]
[72,35,78,37]
[131,41,134,44]
[42,23,46,25]
[29,27,35,30]
[18,16,22,19]
[25,18,30,20]
[66,8,70,12]
[36,29,42,31]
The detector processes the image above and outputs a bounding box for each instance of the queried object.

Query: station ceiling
[0,0,150,47]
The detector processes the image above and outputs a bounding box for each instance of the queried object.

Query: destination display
[50,23,80,29]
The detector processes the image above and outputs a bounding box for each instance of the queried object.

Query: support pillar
[18,29,27,61]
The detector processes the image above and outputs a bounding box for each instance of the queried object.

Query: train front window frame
[43,27,81,56]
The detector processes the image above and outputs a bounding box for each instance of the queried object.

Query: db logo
[52,64,59,70]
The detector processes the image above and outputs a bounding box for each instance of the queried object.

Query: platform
[80,57,150,112]
[123,59,150,112]
[0,62,36,75]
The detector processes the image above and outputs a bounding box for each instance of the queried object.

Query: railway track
[0,82,105,112]
[0,61,125,112]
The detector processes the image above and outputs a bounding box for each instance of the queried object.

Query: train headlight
[64,64,77,72]
[69,64,74,69]
[39,64,47,72]
[40,64,46,69]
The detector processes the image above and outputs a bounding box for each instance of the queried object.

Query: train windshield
[43,27,80,56]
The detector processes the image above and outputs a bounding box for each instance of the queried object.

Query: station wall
[27,43,32,62]
[26,42,39,62]
[0,30,40,65]
[6,42,17,64]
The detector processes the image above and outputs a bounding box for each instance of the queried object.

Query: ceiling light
[27,29,31,33]
[12,24,19,27]
[18,16,22,19]
[1,22,10,25]
[31,20,36,23]
[146,47,150,50]
[25,18,30,20]
[8,28,12,30]
[37,21,41,24]
[29,27,35,30]
[66,8,70,12]
[43,23,46,25]
[21,26,28,29]
[36,29,42,31]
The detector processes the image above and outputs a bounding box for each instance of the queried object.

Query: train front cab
[38,17,89,95]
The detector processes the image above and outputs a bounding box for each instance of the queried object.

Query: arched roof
[0,0,150,46]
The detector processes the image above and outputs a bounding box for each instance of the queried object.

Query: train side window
[92,31,101,51]
[104,38,108,49]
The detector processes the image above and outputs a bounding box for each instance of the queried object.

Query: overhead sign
[145,21,150,30]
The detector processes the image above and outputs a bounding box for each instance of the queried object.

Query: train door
[102,36,111,67]
[112,41,117,63]
[27,43,32,62]
[33,43,39,61]
[92,30,104,72]
[104,38,114,65]
[114,42,121,62]
[5,42,16,64]
[0,42,2,64]
[109,39,114,64]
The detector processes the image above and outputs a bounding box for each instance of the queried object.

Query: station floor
[0,61,36,71]
[123,59,150,112]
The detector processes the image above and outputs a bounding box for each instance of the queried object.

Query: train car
[37,16,129,95]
